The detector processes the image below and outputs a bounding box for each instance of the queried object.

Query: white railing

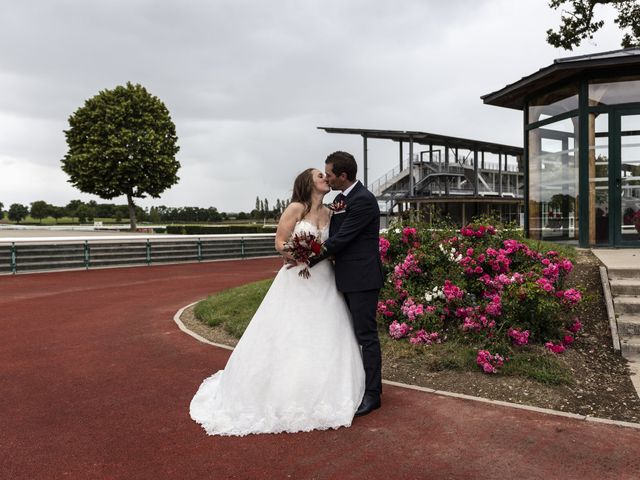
[0,234,278,275]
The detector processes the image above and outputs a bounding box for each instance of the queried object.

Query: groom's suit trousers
[343,289,382,396]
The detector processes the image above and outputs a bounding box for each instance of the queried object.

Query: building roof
[482,47,640,110]
[317,127,523,156]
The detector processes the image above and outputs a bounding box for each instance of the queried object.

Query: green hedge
[166,224,277,235]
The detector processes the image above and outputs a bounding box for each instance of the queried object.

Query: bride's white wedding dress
[190,219,366,436]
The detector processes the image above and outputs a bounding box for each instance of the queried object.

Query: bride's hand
[282,253,297,268]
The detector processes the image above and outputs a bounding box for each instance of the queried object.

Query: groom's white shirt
[342,180,359,197]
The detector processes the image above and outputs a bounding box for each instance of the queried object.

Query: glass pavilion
[483,48,640,247]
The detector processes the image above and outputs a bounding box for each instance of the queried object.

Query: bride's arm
[275,202,305,260]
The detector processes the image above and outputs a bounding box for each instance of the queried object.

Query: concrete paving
[592,248,640,400]
[592,248,640,271]
[2,259,640,480]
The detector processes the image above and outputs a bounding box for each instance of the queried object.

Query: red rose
[310,240,322,255]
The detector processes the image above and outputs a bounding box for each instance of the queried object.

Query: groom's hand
[309,245,329,268]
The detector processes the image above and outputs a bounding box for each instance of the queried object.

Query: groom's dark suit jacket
[323,182,384,293]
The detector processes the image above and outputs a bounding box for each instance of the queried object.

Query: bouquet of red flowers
[283,232,323,279]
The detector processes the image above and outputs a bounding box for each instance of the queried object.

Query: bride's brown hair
[291,168,316,217]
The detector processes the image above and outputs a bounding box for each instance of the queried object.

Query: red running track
[2,259,640,480]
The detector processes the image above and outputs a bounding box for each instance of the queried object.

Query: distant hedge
[166,225,277,235]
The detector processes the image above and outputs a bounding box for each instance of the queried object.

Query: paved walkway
[592,248,640,270]
[2,259,640,480]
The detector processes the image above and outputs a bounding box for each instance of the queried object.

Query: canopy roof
[482,47,640,110]
[317,127,523,156]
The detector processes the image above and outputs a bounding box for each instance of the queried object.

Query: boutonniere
[328,199,347,213]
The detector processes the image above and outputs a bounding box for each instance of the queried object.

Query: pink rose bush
[379,237,391,262]
[410,329,441,345]
[378,218,583,375]
[476,350,504,373]
[508,328,530,346]
[389,320,411,339]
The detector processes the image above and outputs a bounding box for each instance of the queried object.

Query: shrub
[378,216,582,374]
[166,225,277,235]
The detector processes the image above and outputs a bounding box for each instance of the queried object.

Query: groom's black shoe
[355,394,381,417]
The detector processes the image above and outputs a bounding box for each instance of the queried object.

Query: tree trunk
[126,193,137,231]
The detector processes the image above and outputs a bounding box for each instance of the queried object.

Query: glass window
[589,76,640,106]
[528,84,579,123]
[620,113,640,242]
[528,116,579,242]
[588,113,609,245]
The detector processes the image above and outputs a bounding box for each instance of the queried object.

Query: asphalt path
[2,259,640,480]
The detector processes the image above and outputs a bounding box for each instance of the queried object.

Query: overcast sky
[0,0,626,212]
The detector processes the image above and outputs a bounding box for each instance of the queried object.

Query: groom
[313,151,384,416]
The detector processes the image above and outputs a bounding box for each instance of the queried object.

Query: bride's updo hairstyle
[291,168,315,216]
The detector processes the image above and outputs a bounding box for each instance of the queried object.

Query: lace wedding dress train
[189,220,366,436]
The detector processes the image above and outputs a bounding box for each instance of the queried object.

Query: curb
[173,302,234,351]
[599,265,621,352]
[174,303,640,431]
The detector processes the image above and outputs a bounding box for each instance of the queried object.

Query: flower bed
[377,218,583,374]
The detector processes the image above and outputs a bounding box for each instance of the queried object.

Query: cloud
[0,0,626,212]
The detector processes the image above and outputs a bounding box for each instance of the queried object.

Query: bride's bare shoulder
[279,202,305,223]
[286,202,305,211]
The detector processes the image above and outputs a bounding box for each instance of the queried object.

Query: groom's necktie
[335,193,345,202]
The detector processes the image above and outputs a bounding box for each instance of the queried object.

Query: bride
[189,168,365,436]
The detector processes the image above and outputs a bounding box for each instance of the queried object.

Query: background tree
[547,0,640,50]
[61,82,180,231]
[149,206,161,223]
[50,206,67,224]
[76,204,94,224]
[0,201,4,220]
[94,203,115,218]
[30,201,51,223]
[8,203,29,223]
[66,200,84,223]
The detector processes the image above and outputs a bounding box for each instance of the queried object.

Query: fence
[0,234,278,274]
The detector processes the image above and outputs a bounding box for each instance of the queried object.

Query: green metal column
[523,107,529,238]
[83,240,90,269]
[10,242,17,274]
[610,108,621,246]
[197,238,202,262]
[146,239,151,265]
[363,134,368,188]
[409,135,414,196]
[240,237,245,258]
[578,79,590,248]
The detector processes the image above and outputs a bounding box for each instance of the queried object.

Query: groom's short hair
[326,151,357,181]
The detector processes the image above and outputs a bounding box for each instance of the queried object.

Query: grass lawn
[194,278,572,386]
[194,278,274,338]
